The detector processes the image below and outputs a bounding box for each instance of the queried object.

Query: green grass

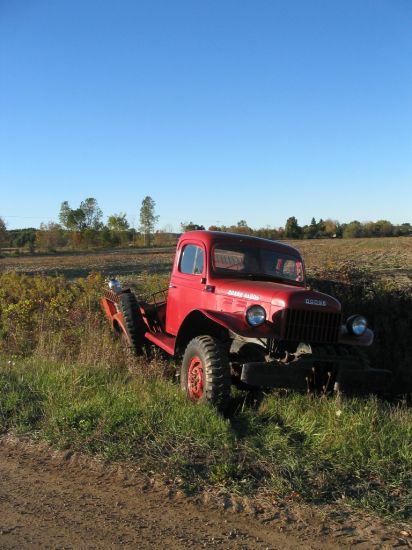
[1,357,410,521]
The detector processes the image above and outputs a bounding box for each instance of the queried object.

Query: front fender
[338,326,374,346]
[198,308,274,338]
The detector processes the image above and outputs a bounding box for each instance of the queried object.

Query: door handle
[169,284,176,289]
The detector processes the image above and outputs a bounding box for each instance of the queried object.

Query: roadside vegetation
[0,248,411,522]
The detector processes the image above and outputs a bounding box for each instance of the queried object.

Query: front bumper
[335,367,392,394]
[241,360,312,391]
[240,360,392,394]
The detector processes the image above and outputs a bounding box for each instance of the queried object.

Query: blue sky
[1,0,411,231]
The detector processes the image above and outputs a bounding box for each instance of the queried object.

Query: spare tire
[118,291,147,355]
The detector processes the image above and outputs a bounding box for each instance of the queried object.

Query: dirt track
[0,437,409,549]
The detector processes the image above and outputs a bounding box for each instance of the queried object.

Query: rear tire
[181,336,231,412]
[118,292,146,355]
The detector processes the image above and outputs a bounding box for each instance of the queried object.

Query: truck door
[166,241,207,335]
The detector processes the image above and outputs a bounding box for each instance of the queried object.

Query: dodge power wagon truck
[102,231,390,410]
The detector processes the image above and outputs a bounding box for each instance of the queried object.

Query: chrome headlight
[246,305,266,327]
[346,315,368,336]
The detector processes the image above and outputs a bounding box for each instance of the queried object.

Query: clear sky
[1,0,411,231]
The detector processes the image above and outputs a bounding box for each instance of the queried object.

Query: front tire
[181,336,231,412]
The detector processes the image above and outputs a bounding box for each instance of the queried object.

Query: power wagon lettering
[228,290,260,300]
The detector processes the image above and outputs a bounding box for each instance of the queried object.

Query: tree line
[0,200,410,253]
[183,217,412,240]
[0,196,163,252]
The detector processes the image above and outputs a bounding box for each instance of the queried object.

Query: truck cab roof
[178,230,302,258]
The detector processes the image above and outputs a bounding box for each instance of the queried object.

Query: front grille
[283,308,341,343]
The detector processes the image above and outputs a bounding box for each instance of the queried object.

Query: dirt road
[0,437,408,549]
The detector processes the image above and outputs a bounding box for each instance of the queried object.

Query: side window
[179,245,205,275]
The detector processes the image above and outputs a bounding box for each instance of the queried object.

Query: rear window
[214,249,246,271]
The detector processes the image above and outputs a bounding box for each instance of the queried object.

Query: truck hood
[213,278,341,313]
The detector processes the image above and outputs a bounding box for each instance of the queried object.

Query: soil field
[0,247,175,279]
[1,436,409,550]
[1,237,411,287]
[291,237,412,288]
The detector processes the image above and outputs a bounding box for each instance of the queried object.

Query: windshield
[212,243,304,284]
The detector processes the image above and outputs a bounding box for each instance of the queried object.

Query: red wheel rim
[187,356,204,401]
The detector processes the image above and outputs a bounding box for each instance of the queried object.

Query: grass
[1,357,411,521]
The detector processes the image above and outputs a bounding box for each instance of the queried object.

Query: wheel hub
[187,356,204,400]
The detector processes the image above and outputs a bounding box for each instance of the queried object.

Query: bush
[0,272,108,361]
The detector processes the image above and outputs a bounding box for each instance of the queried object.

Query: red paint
[144,331,175,355]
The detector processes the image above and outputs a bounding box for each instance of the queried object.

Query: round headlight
[246,305,266,327]
[346,315,368,336]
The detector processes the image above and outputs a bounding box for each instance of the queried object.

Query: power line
[0,215,56,219]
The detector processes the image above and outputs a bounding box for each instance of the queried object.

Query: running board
[144,332,176,355]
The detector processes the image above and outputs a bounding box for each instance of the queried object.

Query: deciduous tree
[0,217,8,246]
[284,216,302,239]
[107,213,129,231]
[35,222,66,251]
[59,198,103,232]
[181,222,205,232]
[342,221,363,239]
[80,198,103,230]
[139,196,159,246]
[59,201,72,229]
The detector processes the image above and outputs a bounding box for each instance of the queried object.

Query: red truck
[102,231,390,410]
